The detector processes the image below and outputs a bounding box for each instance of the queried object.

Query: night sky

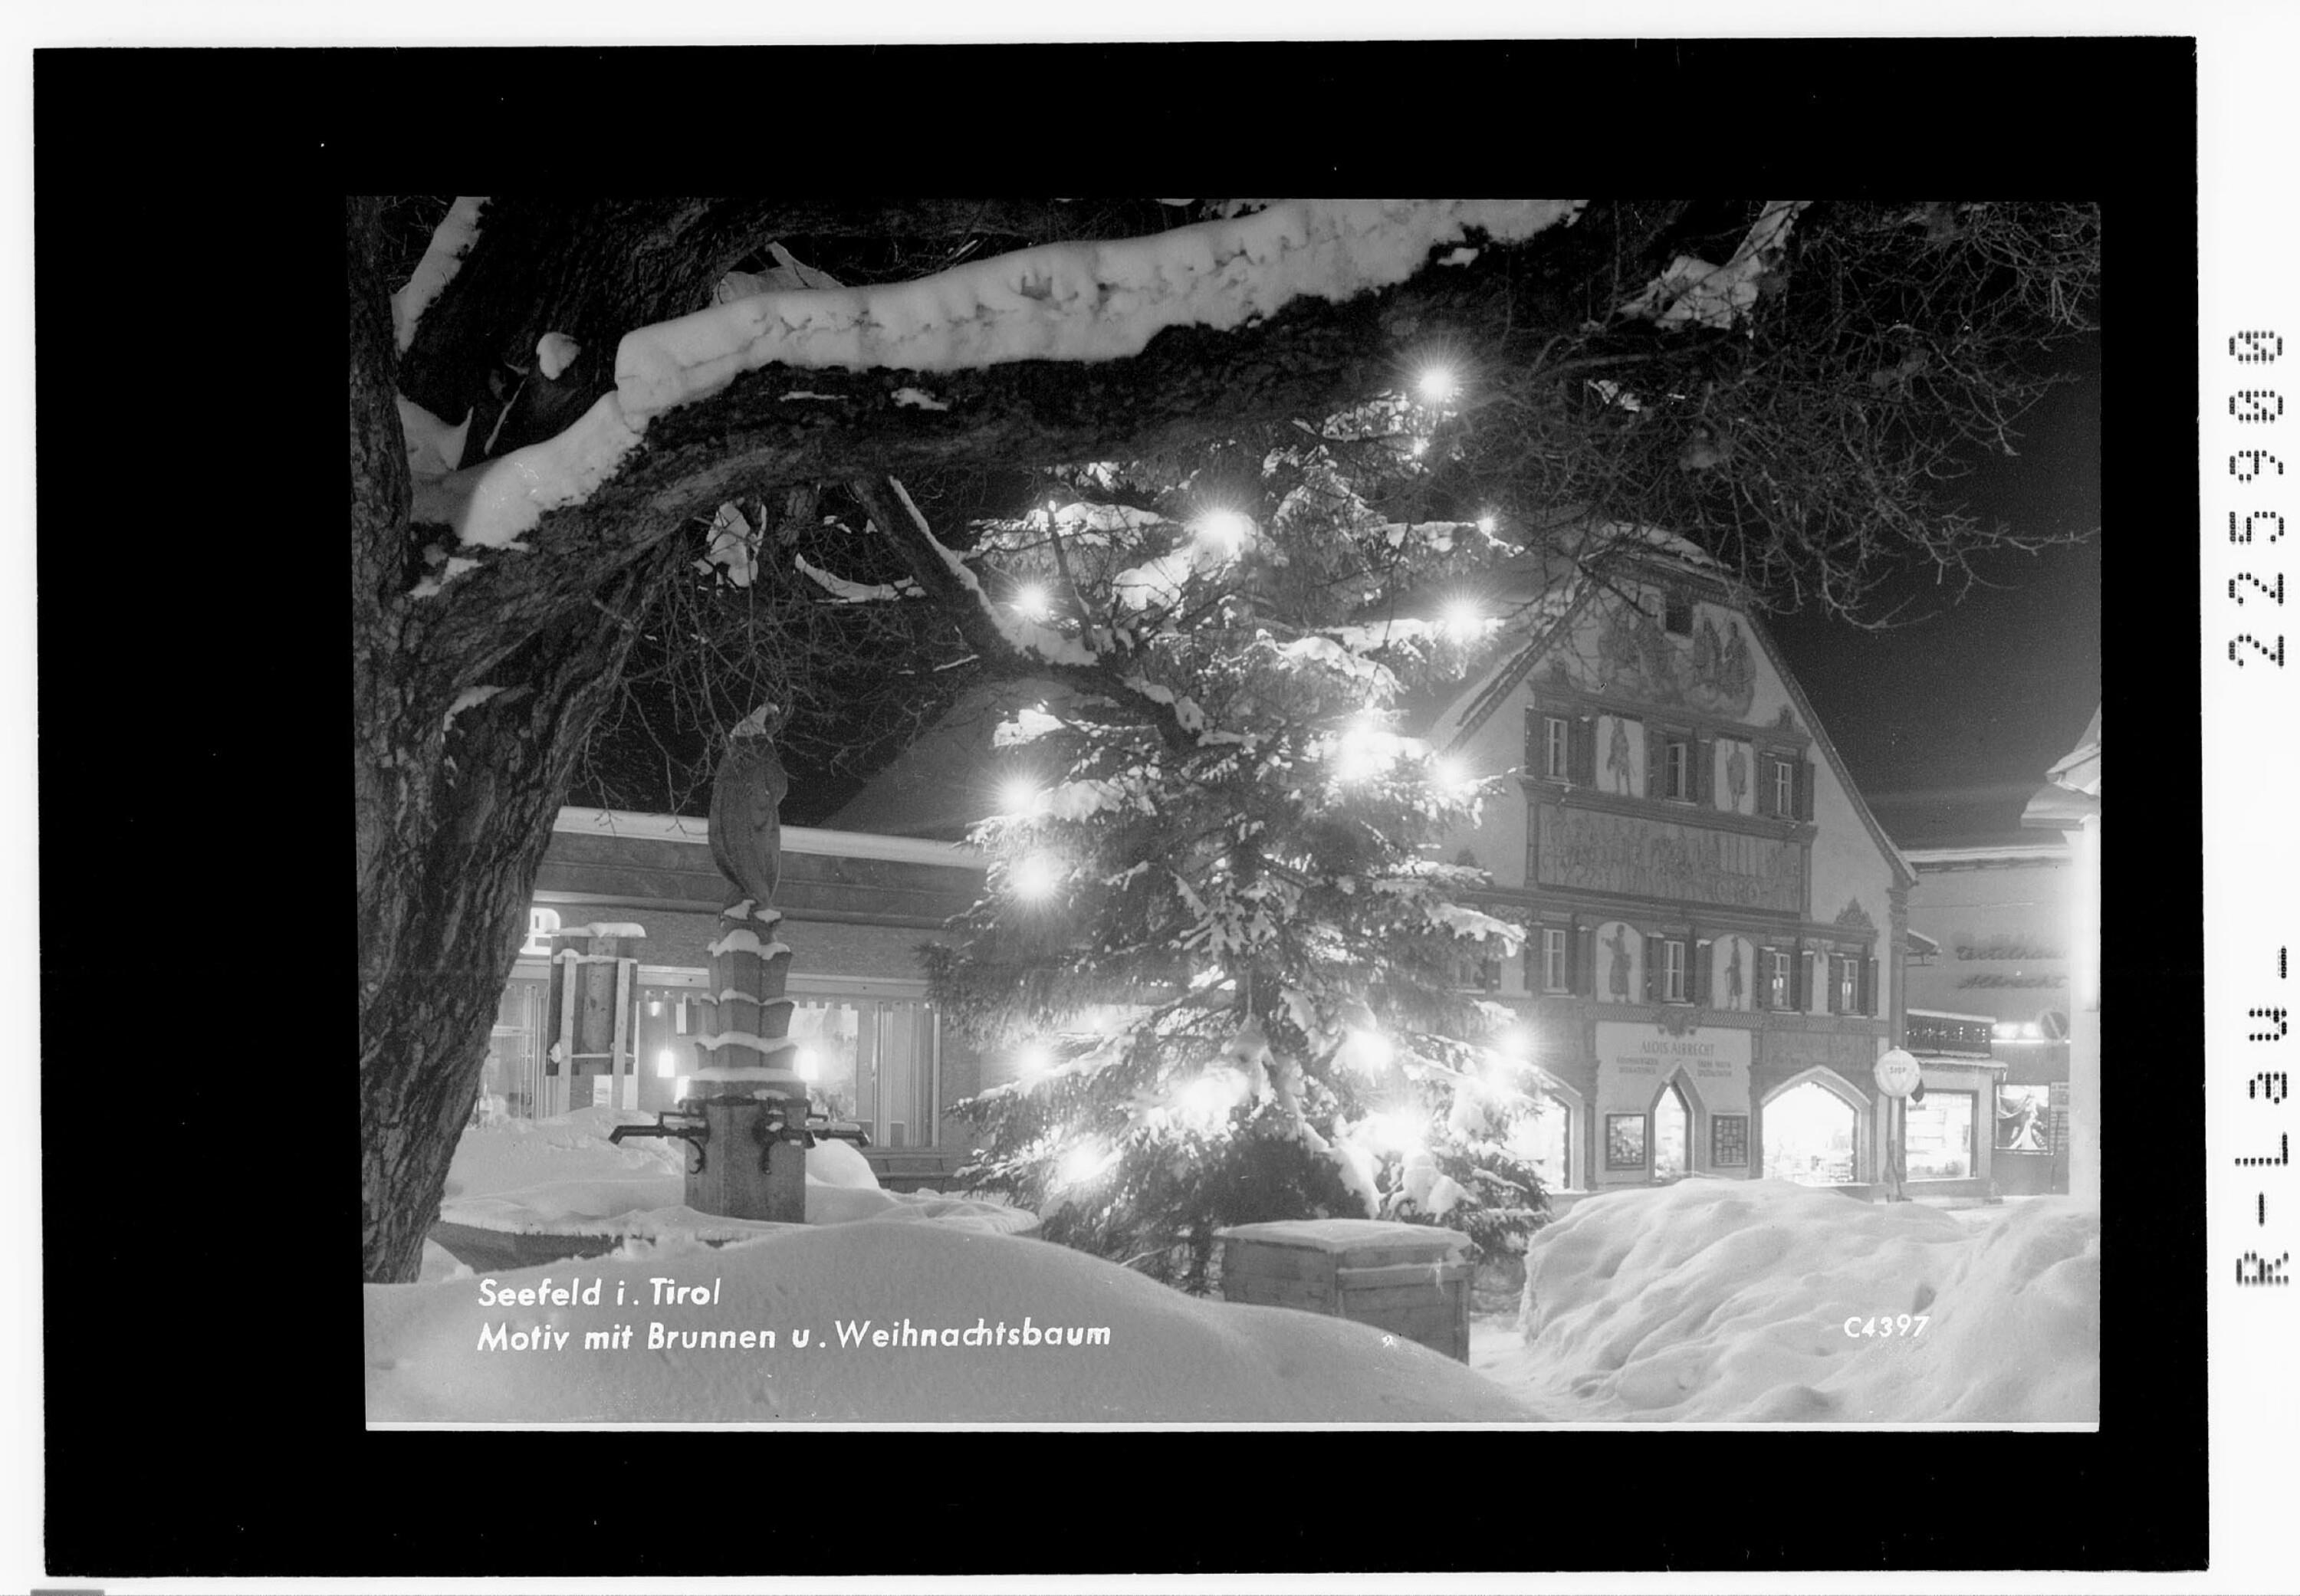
[1764,335,2102,848]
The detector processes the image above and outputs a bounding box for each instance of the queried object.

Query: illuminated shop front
[1900,839,2075,1195]
[476,809,987,1188]
[1899,1009,2008,1197]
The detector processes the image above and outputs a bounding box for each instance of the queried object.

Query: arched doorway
[1652,1079,1693,1180]
[1763,1078,1861,1185]
[1509,1087,1580,1193]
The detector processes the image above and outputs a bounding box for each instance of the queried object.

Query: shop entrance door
[1653,1081,1691,1181]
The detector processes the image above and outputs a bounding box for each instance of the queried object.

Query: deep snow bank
[367,1220,1539,1424]
[437,1105,1033,1239]
[1480,1180,2096,1423]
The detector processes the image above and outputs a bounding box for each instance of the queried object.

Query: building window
[1766,948,1791,1009]
[1543,715,1569,778]
[781,994,941,1149]
[1906,1090,1977,1181]
[1542,928,1569,992]
[521,905,561,956]
[1513,1092,1572,1190]
[1605,1112,1648,1171]
[1765,1082,1858,1185]
[1664,590,1694,636]
[1834,955,1859,1014]
[1711,1114,1750,1168]
[1652,1081,1691,1177]
[1664,737,1689,800]
[1662,939,1687,1003]
[1772,757,1795,817]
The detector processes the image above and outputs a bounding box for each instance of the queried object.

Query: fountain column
[681,704,813,1222]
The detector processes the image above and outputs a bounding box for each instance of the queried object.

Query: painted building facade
[485,809,987,1189]
[1421,545,1934,1202]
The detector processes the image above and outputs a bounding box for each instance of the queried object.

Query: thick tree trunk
[356,589,663,1282]
[356,200,682,1282]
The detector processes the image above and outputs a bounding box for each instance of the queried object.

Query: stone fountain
[608,704,868,1217]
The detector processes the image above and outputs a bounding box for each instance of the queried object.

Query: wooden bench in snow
[1214,1219,1474,1363]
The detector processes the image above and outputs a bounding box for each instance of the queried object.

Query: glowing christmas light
[1060,1139,1117,1186]
[1196,508,1254,557]
[1417,366,1459,404]
[1493,1023,1537,1059]
[1364,1107,1426,1158]
[1331,718,1394,784]
[1477,513,1498,536]
[1017,1042,1056,1079]
[1010,855,1060,901]
[1175,1071,1244,1128]
[1014,583,1051,619]
[1439,597,1484,640]
[1431,754,1474,796]
[998,776,1040,815]
[1345,1029,1395,1073]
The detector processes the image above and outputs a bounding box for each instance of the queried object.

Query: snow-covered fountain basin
[427,1105,1039,1275]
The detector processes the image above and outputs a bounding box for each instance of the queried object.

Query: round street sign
[1873,1047,1923,1098]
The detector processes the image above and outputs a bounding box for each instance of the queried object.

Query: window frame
[1542,927,1569,992]
[1543,714,1570,777]
[1662,938,1687,1003]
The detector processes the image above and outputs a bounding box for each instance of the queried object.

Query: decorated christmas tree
[923,383,1559,1291]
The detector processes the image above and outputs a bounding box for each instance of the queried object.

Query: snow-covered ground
[436,1104,1034,1240]
[1470,1179,2098,1424]
[391,1117,2095,1425]
[382,1106,1536,1422]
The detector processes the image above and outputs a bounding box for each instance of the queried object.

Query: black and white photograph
[16,16,2279,1591]
[351,177,2118,1427]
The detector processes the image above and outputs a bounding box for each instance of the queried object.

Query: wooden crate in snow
[1214,1219,1474,1362]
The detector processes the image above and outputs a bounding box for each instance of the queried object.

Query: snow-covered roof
[1902,840,2072,867]
[553,806,983,871]
[2045,704,2101,792]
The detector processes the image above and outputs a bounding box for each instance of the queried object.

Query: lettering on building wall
[1595,1023,1753,1116]
[1762,1030,1878,1073]
[1536,806,1804,911]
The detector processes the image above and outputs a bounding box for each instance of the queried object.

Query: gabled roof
[1416,540,1916,889]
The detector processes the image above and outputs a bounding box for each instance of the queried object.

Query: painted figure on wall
[1607,716,1635,794]
[1590,606,1759,719]
[1605,924,1635,1000]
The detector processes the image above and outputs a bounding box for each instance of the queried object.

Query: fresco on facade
[1711,934,1758,1010]
[1599,920,1640,1001]
[1604,714,1639,795]
[1717,737,1753,814]
[1540,809,1805,912]
[1593,604,1758,718]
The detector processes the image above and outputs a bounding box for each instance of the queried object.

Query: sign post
[1873,1048,1922,1203]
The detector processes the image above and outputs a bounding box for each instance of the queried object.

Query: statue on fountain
[709,701,790,909]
